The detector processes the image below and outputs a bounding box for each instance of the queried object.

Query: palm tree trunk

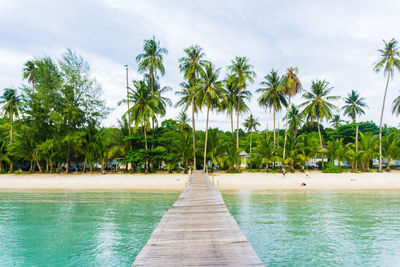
[236,84,241,150]
[250,130,253,154]
[203,104,210,172]
[283,96,291,160]
[386,158,391,172]
[83,152,88,173]
[317,118,324,169]
[355,124,359,171]
[144,119,149,173]
[273,108,276,147]
[66,142,70,174]
[230,111,234,138]
[192,100,196,170]
[379,73,390,172]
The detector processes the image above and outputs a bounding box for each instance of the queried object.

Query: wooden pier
[133,171,263,266]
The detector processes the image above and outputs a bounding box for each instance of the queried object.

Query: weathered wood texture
[133,171,263,266]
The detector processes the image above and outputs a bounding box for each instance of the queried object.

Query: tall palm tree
[373,38,400,171]
[178,45,209,170]
[243,114,260,154]
[196,63,224,171]
[286,104,304,134]
[136,36,168,135]
[256,69,287,146]
[342,90,367,171]
[227,56,256,150]
[0,88,22,144]
[300,79,339,148]
[222,75,251,136]
[279,67,302,160]
[126,80,160,173]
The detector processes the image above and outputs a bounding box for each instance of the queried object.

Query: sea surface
[0,192,178,267]
[223,191,400,266]
[0,191,400,266]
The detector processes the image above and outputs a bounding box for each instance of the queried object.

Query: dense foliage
[1,38,400,174]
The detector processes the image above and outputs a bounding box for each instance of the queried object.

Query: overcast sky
[1,0,400,131]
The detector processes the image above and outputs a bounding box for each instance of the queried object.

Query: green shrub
[13,170,22,175]
[322,163,343,173]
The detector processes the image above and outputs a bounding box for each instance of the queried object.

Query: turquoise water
[223,192,400,266]
[0,192,178,267]
[1,191,400,266]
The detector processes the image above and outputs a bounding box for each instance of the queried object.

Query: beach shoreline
[0,171,400,192]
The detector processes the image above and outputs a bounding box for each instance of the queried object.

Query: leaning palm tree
[279,67,302,160]
[256,69,287,146]
[196,63,224,171]
[227,56,256,150]
[126,80,160,173]
[0,88,22,144]
[373,38,400,171]
[342,90,368,171]
[300,79,339,148]
[243,114,260,154]
[178,45,209,170]
[222,75,251,136]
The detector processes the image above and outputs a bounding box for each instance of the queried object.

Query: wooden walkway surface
[132,171,263,266]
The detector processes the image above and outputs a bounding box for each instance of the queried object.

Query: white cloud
[1,0,400,130]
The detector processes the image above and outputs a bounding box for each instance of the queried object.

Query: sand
[0,171,400,191]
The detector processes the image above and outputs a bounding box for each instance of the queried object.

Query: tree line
[1,37,400,173]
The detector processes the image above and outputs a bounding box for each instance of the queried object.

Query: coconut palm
[256,132,275,172]
[373,38,400,171]
[381,131,400,171]
[330,114,345,129]
[256,69,287,146]
[342,90,368,171]
[126,80,160,173]
[279,67,302,160]
[136,36,168,135]
[196,63,224,171]
[227,56,255,150]
[177,111,191,133]
[0,88,22,144]
[327,138,346,167]
[358,132,379,171]
[178,45,209,170]
[300,79,339,148]
[243,114,260,154]
[285,104,304,134]
[297,134,318,171]
[23,60,37,102]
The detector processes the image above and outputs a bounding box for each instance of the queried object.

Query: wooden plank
[132,171,264,266]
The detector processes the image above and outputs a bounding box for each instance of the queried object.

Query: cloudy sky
[1,0,400,130]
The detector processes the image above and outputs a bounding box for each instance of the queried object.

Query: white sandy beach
[0,171,400,191]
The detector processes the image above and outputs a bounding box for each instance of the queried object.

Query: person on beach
[305,170,310,179]
[282,167,286,178]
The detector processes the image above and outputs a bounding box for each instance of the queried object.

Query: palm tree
[381,132,400,171]
[327,138,346,167]
[227,56,256,150]
[256,132,275,172]
[23,60,37,104]
[136,36,168,135]
[178,45,209,170]
[286,104,304,134]
[177,111,191,133]
[297,134,318,171]
[279,67,302,160]
[243,114,260,154]
[342,90,368,171]
[222,75,251,136]
[126,80,160,173]
[330,114,345,129]
[300,79,339,148]
[196,63,224,171]
[0,88,22,144]
[256,69,287,146]
[373,38,400,171]
[358,132,379,171]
